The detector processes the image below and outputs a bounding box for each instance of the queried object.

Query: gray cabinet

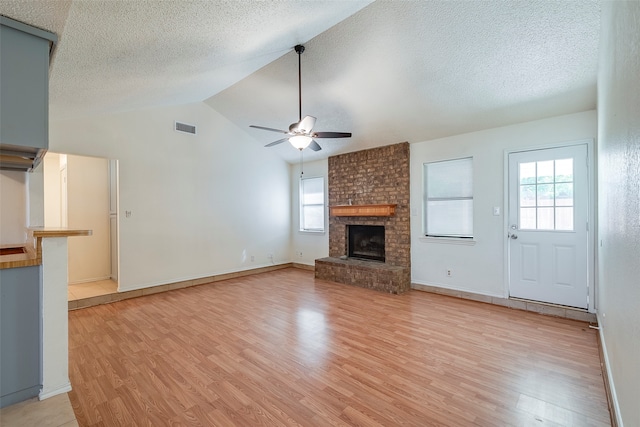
[0,16,57,171]
[0,265,41,408]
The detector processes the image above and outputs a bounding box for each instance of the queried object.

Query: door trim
[503,138,595,313]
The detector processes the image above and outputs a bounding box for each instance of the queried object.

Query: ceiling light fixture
[289,135,312,150]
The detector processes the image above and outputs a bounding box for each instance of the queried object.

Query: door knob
[510,234,518,239]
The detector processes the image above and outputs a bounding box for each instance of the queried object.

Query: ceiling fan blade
[250,125,289,134]
[308,140,322,151]
[264,138,289,148]
[297,116,317,133]
[312,131,352,138]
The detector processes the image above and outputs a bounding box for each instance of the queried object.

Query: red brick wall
[327,142,410,267]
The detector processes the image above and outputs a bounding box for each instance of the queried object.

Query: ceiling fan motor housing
[290,122,310,134]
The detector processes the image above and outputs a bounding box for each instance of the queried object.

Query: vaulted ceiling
[0,0,600,163]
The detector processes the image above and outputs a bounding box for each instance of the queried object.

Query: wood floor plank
[68,268,610,426]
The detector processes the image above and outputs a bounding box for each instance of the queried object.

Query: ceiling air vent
[175,121,196,135]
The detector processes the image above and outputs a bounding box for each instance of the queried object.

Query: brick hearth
[315,257,410,294]
[315,142,411,294]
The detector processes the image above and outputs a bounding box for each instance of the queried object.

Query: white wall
[66,155,110,284]
[290,159,329,265]
[410,111,597,297]
[50,102,291,291]
[0,165,44,245]
[597,1,640,425]
[0,171,27,244]
[43,153,62,228]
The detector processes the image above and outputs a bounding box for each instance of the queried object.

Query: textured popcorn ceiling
[0,0,372,120]
[1,1,600,163]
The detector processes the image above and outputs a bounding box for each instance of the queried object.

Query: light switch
[493,207,500,216]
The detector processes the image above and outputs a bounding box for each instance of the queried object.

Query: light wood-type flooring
[68,268,610,426]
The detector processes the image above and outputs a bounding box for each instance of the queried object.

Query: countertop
[0,227,92,269]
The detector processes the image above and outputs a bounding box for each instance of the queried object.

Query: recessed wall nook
[315,142,411,294]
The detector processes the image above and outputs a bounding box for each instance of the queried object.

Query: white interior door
[508,145,588,308]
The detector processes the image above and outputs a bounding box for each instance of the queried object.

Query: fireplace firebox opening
[348,225,385,262]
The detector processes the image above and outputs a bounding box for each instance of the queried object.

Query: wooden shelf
[330,204,397,217]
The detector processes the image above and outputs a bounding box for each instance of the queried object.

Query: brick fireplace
[315,142,411,294]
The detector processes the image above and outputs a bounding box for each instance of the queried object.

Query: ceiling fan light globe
[289,135,312,150]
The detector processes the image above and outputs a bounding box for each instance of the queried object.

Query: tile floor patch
[0,394,78,427]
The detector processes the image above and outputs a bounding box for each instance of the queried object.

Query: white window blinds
[300,177,325,232]
[424,157,473,238]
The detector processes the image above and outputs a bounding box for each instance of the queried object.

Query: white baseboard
[412,282,596,323]
[39,382,72,401]
[116,263,293,293]
[596,313,623,427]
[411,280,504,299]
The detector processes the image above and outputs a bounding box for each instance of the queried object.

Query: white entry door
[508,144,589,308]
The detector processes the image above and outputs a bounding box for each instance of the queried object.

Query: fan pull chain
[300,148,304,177]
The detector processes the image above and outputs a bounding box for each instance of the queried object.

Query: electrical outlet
[250,255,255,262]
[446,269,452,277]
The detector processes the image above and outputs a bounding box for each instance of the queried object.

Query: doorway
[507,144,590,309]
[43,153,119,299]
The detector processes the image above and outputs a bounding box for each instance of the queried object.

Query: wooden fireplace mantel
[329,204,397,217]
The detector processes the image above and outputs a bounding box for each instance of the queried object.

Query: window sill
[299,230,326,235]
[419,236,476,246]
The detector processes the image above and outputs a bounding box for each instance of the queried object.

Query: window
[519,158,574,231]
[423,157,473,238]
[300,177,325,232]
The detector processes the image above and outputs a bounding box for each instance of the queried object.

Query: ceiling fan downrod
[294,44,305,123]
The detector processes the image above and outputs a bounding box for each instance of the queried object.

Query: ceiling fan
[250,44,352,151]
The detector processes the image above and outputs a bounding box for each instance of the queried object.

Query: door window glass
[519,159,574,230]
